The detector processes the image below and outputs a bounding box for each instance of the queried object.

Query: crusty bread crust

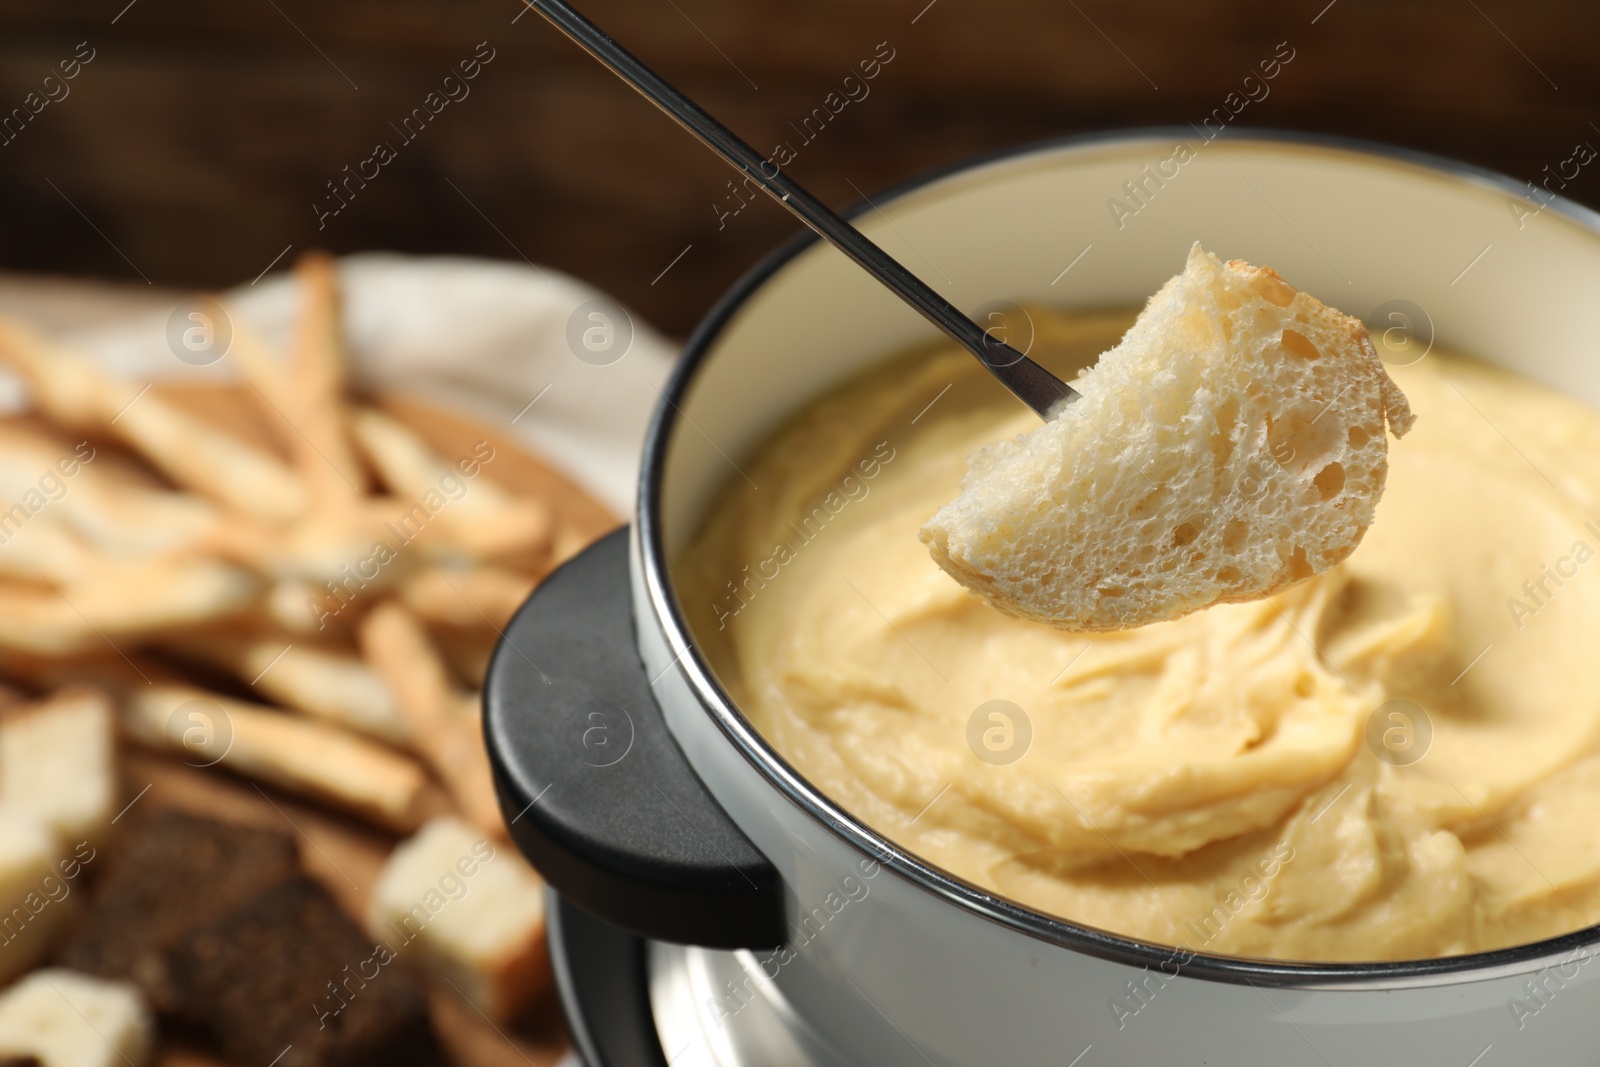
[922,244,1414,631]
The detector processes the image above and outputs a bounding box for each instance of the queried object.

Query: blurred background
[0,0,1596,336]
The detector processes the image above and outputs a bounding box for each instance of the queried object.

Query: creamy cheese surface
[674,310,1600,961]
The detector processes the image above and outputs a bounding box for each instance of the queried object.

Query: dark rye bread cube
[57,808,300,1012]
[168,876,439,1067]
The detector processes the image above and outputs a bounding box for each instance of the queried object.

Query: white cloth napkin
[27,252,676,517]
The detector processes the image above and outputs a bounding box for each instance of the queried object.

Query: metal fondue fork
[519,0,1079,420]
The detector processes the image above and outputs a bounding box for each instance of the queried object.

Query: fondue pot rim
[635,127,1600,988]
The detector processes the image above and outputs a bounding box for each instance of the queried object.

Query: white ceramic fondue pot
[484,131,1600,1065]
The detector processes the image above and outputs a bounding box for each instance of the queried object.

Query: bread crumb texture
[922,243,1414,631]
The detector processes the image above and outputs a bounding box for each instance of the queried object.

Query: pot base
[550,889,837,1067]
[648,942,846,1067]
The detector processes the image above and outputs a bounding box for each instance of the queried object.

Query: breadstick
[0,317,306,523]
[352,408,552,560]
[216,497,401,581]
[225,274,368,509]
[358,601,504,836]
[123,684,435,832]
[0,560,257,655]
[262,578,331,636]
[0,518,97,584]
[222,316,300,451]
[0,423,96,500]
[67,486,227,562]
[0,431,231,562]
[176,633,410,744]
[398,566,536,630]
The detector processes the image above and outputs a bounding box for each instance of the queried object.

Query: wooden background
[0,0,1595,336]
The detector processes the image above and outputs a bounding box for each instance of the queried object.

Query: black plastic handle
[484,527,785,949]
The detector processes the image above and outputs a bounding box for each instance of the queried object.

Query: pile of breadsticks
[0,252,602,840]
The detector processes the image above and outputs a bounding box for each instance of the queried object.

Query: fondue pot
[483,131,1600,1065]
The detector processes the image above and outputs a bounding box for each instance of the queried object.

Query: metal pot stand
[549,890,844,1067]
[546,892,667,1067]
